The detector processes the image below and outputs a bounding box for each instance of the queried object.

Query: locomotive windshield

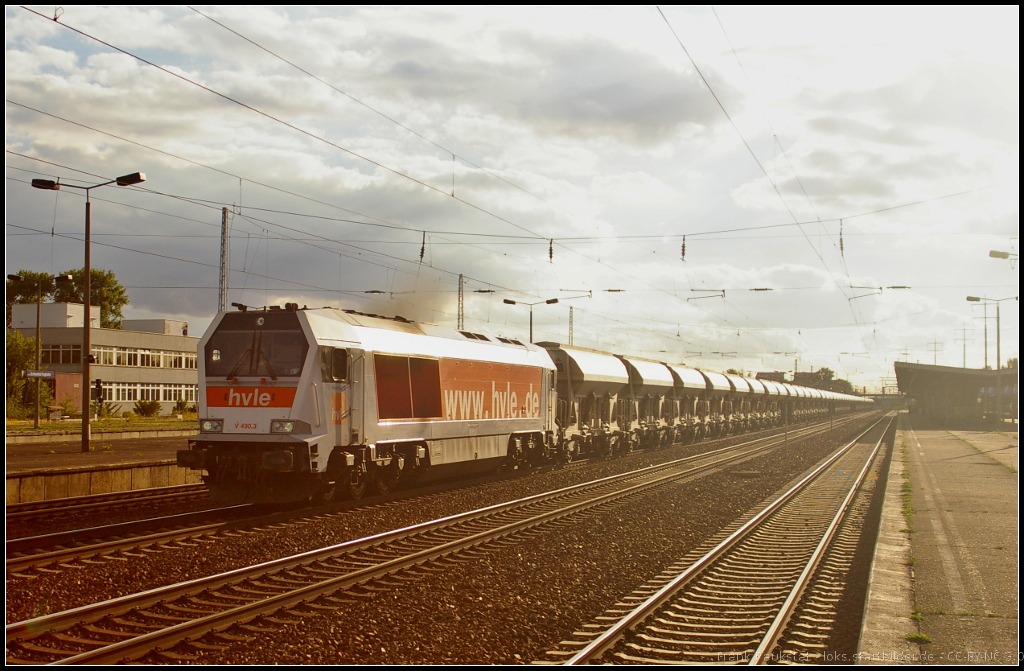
[205,311,308,378]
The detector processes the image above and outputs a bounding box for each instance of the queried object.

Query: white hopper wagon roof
[701,371,732,397]
[543,345,629,397]
[666,364,709,397]
[724,374,752,395]
[745,378,769,395]
[620,357,675,397]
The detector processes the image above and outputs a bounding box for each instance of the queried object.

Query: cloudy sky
[6,6,1019,390]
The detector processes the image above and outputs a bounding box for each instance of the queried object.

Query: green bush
[92,400,122,419]
[133,399,162,417]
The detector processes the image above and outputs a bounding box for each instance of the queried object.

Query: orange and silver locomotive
[179,305,557,503]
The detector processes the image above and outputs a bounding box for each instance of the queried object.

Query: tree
[5,267,129,329]
[4,328,53,419]
[52,268,129,329]
[5,271,57,328]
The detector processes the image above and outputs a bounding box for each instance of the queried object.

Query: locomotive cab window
[205,311,309,378]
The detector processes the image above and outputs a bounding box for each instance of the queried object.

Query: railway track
[5,483,210,523]
[543,413,895,665]
[5,416,867,665]
[6,416,866,579]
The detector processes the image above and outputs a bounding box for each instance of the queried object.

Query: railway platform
[858,413,1018,665]
[5,434,195,504]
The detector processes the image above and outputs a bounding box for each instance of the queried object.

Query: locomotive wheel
[311,479,336,506]
[371,459,401,496]
[337,466,369,500]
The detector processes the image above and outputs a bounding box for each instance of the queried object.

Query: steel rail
[5,484,209,521]
[6,415,867,664]
[562,413,890,665]
[6,505,253,574]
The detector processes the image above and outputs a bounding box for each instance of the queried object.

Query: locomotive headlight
[271,420,296,434]
[270,419,311,434]
[201,419,224,433]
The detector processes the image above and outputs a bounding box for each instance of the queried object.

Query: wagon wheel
[629,431,642,454]
[562,437,579,464]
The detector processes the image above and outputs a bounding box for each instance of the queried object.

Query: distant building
[792,371,818,386]
[12,303,199,415]
[756,371,786,383]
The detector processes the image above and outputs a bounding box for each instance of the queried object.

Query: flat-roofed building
[12,303,199,415]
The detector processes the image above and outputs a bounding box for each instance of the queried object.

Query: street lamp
[32,172,146,452]
[967,295,1018,425]
[7,273,73,428]
[503,294,590,342]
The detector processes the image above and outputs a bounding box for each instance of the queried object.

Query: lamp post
[967,295,1017,425]
[503,294,590,343]
[32,172,146,452]
[7,274,72,428]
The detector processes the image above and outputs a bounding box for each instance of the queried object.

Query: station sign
[22,370,56,380]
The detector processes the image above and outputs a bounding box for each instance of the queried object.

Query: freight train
[177,305,872,504]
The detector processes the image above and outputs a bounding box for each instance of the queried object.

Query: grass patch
[925,608,945,615]
[900,441,915,531]
[6,416,198,437]
[910,612,923,621]
[906,633,932,644]
[906,556,916,566]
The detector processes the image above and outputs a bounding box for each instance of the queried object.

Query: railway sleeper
[136,609,193,623]
[109,616,164,630]
[80,623,136,639]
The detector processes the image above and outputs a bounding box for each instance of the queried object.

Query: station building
[894,361,1018,426]
[11,303,200,415]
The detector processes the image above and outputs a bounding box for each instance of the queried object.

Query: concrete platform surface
[6,435,189,476]
[900,416,1016,663]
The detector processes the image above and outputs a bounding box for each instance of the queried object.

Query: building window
[116,348,138,367]
[91,346,114,365]
[115,383,138,402]
[162,384,185,401]
[41,344,81,365]
[185,353,197,369]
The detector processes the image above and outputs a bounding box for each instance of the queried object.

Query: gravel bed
[5,418,874,626]
[185,429,854,665]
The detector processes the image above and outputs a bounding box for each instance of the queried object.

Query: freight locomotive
[177,305,872,504]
